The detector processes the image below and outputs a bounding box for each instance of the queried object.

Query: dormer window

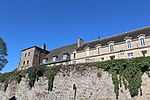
[110,45,114,52]
[137,34,145,46]
[125,37,132,49]
[53,56,57,62]
[127,41,132,48]
[43,58,48,64]
[108,41,114,52]
[63,54,68,60]
[95,44,101,54]
[140,38,145,46]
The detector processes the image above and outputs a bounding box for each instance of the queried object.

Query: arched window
[73,53,76,59]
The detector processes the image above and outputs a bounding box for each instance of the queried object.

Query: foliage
[0,56,150,99]
[96,71,101,78]
[0,37,8,71]
[27,65,61,91]
[44,66,61,91]
[0,69,18,91]
[0,65,61,91]
[82,57,150,98]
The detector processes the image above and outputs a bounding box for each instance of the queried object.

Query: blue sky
[1,0,150,73]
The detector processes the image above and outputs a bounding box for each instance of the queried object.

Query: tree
[0,37,8,71]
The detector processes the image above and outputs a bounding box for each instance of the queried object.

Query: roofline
[21,46,50,53]
[82,26,150,45]
[49,43,77,52]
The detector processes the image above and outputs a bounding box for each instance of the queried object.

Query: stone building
[18,26,150,69]
[18,44,49,70]
[42,43,77,66]
[71,26,150,64]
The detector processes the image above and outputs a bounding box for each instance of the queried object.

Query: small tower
[42,43,46,50]
[18,45,49,70]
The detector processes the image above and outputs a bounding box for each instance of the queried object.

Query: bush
[96,72,101,78]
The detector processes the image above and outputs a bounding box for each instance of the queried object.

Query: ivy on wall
[0,57,150,99]
[82,57,150,99]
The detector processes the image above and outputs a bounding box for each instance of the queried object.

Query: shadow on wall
[9,96,16,100]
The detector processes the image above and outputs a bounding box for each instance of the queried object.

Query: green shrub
[96,72,101,78]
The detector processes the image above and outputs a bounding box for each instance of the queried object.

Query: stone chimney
[42,43,46,50]
[78,38,84,47]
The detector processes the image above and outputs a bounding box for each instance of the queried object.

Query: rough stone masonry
[0,66,150,100]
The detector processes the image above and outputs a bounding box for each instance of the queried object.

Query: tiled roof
[77,26,150,51]
[44,43,77,64]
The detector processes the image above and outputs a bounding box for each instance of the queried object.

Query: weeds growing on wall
[0,57,150,99]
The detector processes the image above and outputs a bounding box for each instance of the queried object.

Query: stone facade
[71,27,150,64]
[0,66,150,100]
[18,45,49,70]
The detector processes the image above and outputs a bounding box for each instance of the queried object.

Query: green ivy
[0,57,150,99]
[0,65,61,92]
[27,65,61,91]
[83,57,150,98]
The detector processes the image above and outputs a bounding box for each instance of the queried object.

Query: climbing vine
[82,57,150,99]
[0,65,61,92]
[0,57,150,99]
[27,65,61,91]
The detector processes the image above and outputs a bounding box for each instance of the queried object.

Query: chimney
[42,43,46,50]
[78,38,84,47]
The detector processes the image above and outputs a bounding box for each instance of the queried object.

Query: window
[23,61,25,65]
[101,57,104,61]
[110,56,115,60]
[27,60,29,65]
[73,53,76,59]
[85,58,90,63]
[28,52,30,56]
[25,53,27,57]
[97,47,100,54]
[110,45,114,52]
[43,58,48,64]
[127,41,132,48]
[140,38,145,46]
[141,51,147,57]
[73,61,76,64]
[63,54,68,60]
[53,56,57,61]
[128,53,133,58]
